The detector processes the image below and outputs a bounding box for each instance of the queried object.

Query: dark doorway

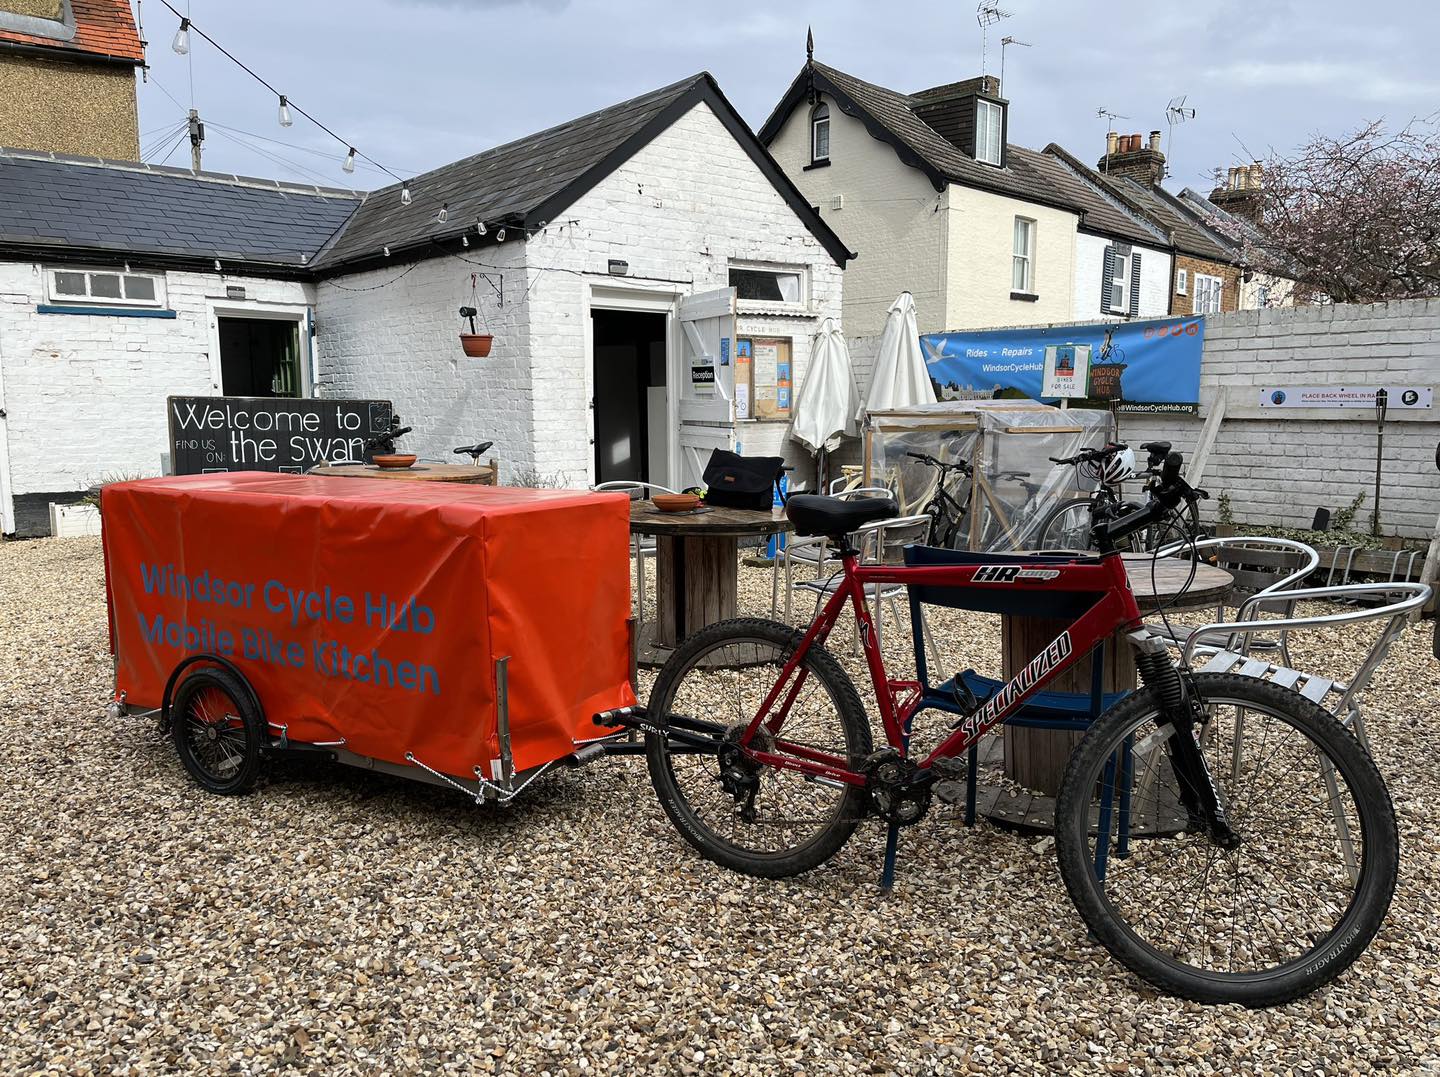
[592,309,666,485]
[219,317,303,397]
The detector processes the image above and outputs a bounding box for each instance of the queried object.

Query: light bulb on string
[437,202,449,224]
[477,220,487,236]
[400,185,412,206]
[342,147,356,174]
[383,246,391,258]
[171,17,190,55]
[496,227,506,242]
[278,96,293,128]
[462,235,469,248]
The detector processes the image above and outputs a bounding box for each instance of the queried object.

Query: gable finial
[806,25,814,64]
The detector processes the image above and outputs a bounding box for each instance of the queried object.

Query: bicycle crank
[863,750,932,827]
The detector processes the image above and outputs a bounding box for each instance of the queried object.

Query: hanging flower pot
[460,333,493,357]
[458,297,493,357]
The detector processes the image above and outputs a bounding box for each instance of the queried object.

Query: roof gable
[313,72,852,272]
[1036,143,1169,247]
[0,0,143,64]
[758,60,1083,216]
[0,149,360,269]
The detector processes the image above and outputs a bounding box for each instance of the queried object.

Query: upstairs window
[48,267,165,308]
[1104,245,1142,315]
[1011,217,1035,293]
[1193,273,1223,314]
[811,102,830,163]
[976,99,1003,166]
[729,265,804,305]
[1176,268,1189,295]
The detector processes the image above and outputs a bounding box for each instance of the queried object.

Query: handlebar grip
[905,452,927,461]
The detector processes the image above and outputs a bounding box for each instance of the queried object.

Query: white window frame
[1011,217,1035,294]
[811,102,830,163]
[728,261,808,313]
[1176,268,1189,296]
[975,99,1003,166]
[1108,249,1131,313]
[47,266,166,308]
[1193,273,1223,314]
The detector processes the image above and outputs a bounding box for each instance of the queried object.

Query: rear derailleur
[863,750,932,827]
[718,725,764,822]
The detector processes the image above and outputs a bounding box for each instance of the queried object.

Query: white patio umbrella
[790,317,860,458]
[866,292,937,413]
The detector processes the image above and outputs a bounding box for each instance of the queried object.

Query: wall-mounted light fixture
[608,259,629,276]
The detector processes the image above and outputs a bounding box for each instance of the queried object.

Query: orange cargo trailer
[101,473,637,799]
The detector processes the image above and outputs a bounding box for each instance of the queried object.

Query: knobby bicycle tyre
[645,618,873,878]
[1054,673,1397,1006]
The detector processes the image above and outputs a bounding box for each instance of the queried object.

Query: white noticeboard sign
[1258,386,1432,409]
[1042,343,1092,399]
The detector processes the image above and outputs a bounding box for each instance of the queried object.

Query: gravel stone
[2,535,1439,1074]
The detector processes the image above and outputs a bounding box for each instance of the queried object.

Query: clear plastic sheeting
[864,400,1114,551]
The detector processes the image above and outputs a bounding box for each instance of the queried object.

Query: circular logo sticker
[1402,390,1420,406]
[1270,391,1287,405]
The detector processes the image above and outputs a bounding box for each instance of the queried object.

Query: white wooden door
[677,287,736,490]
[0,329,12,534]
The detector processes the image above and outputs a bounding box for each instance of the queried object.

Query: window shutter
[1128,252,1142,316]
[1101,246,1116,314]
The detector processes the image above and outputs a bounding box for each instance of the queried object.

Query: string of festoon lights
[158,0,421,207]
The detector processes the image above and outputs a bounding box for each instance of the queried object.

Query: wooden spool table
[311,462,497,484]
[629,501,791,666]
[978,553,1234,831]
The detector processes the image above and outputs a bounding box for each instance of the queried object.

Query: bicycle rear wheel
[1036,496,1096,550]
[645,618,873,878]
[1055,674,1397,1006]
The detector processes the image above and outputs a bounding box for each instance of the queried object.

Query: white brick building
[0,74,850,535]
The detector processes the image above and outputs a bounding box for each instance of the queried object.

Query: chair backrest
[590,480,678,498]
[1157,536,1318,610]
[859,514,932,565]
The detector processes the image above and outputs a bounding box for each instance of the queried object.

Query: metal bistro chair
[591,480,678,628]
[1149,536,1320,666]
[772,481,894,623]
[1180,580,1431,882]
[793,513,942,666]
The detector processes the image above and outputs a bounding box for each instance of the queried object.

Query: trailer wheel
[171,666,265,795]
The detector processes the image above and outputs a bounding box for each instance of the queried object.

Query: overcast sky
[135,0,1439,196]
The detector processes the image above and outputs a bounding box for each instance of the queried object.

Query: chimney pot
[1149,130,1161,151]
[1106,131,1118,155]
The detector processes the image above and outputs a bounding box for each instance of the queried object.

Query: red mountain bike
[599,453,1396,1007]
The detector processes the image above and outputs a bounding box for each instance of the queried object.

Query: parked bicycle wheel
[171,666,265,795]
[1055,673,1397,1006]
[645,618,873,878]
[1035,496,1097,550]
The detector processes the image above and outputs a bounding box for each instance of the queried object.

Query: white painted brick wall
[1121,298,1440,539]
[313,240,534,480]
[0,262,313,500]
[1072,233,1172,322]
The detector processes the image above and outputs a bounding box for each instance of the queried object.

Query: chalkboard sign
[166,396,394,475]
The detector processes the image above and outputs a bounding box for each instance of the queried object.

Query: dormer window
[811,102,830,163]
[976,99,1003,166]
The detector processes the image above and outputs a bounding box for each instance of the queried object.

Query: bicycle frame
[738,550,1143,785]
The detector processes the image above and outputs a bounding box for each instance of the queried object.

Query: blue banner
[920,316,1204,411]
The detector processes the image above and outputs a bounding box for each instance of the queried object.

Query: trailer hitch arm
[593,706,728,753]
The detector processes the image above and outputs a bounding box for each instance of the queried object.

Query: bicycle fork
[1130,632,1241,850]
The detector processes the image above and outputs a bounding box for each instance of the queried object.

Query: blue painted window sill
[37,304,177,319]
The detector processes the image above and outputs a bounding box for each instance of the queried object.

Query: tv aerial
[1164,95,1196,176]
[976,1,1012,76]
[999,35,1031,89]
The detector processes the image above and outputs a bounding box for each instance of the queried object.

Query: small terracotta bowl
[372,454,417,469]
[652,493,701,513]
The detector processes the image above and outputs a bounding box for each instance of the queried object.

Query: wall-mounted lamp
[607,259,629,276]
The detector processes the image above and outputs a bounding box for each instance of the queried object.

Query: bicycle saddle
[786,494,898,538]
[453,442,494,459]
[1139,440,1171,457]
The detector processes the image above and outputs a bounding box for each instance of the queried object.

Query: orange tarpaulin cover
[102,473,636,777]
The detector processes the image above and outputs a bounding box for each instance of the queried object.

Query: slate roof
[759,62,1083,215]
[0,149,360,268]
[312,71,852,271]
[1008,145,1166,247]
[0,0,144,64]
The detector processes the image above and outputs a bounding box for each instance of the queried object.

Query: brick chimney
[911,75,1007,164]
[1098,130,1166,187]
[1208,163,1265,226]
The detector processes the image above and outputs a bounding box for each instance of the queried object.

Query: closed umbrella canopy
[866,292,937,413]
[790,318,860,454]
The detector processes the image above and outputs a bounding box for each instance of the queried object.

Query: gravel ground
[4,535,1440,1075]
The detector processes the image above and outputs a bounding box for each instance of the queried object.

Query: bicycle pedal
[930,756,967,780]
[933,780,967,805]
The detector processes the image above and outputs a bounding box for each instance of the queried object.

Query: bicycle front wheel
[1055,673,1397,1006]
[1036,496,1097,550]
[645,618,873,878]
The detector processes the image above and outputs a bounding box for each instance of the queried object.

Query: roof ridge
[0,145,363,200]
[1040,143,1171,245]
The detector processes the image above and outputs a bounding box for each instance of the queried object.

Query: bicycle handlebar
[906,451,972,474]
[1092,452,1201,550]
[1049,442,1128,467]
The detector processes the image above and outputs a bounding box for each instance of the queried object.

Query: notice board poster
[741,337,792,420]
[167,396,394,475]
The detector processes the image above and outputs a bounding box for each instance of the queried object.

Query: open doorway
[592,309,667,485]
[218,317,303,397]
